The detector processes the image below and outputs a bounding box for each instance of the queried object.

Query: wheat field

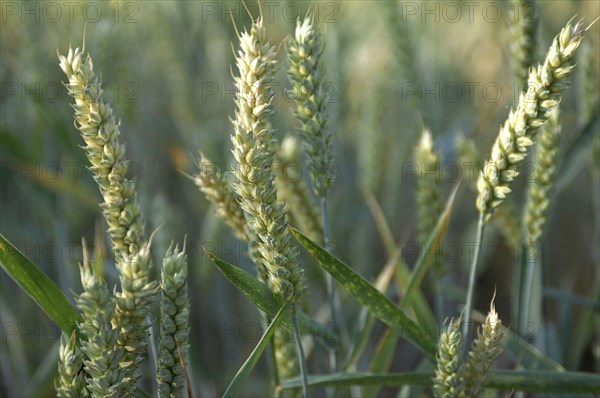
[1,1,599,397]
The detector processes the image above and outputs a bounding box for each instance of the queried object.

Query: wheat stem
[462,214,485,356]
[292,310,310,398]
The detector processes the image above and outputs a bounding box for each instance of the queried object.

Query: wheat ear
[157,243,190,398]
[276,135,324,243]
[433,319,462,398]
[456,135,520,242]
[59,48,159,388]
[230,17,308,396]
[231,17,305,303]
[287,15,333,199]
[55,331,88,398]
[523,109,561,245]
[194,153,248,241]
[459,303,504,397]
[509,0,539,87]
[477,19,587,221]
[76,260,128,397]
[112,240,160,394]
[415,129,444,260]
[59,47,144,259]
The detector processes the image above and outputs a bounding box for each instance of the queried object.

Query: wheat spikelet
[523,109,561,245]
[76,261,128,397]
[157,244,190,398]
[433,319,462,398]
[231,17,305,303]
[509,0,539,87]
[287,15,333,198]
[55,332,88,398]
[477,19,587,221]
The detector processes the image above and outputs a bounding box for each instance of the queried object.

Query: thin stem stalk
[292,309,309,398]
[462,214,486,357]
[320,197,338,373]
[520,244,538,339]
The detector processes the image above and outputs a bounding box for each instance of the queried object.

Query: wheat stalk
[477,19,587,222]
[157,243,190,398]
[55,331,88,398]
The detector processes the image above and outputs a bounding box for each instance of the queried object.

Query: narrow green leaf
[207,252,339,348]
[0,234,79,334]
[282,370,600,393]
[223,304,287,398]
[344,259,397,371]
[290,228,436,360]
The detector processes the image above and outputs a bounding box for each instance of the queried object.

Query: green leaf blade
[207,252,339,348]
[290,228,436,360]
[0,234,79,334]
[223,304,287,398]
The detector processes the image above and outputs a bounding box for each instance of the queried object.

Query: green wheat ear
[231,17,305,303]
[523,109,561,246]
[157,243,190,398]
[55,331,88,398]
[414,129,444,260]
[76,259,128,396]
[287,14,334,199]
[459,302,504,397]
[477,19,587,222]
[59,48,159,393]
[194,152,248,241]
[58,47,144,259]
[433,319,462,398]
[509,0,539,88]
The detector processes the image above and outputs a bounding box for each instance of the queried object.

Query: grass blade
[223,304,287,398]
[290,228,436,360]
[0,234,79,334]
[207,252,339,348]
[282,370,600,393]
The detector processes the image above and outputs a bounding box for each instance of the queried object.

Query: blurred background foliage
[1,0,598,396]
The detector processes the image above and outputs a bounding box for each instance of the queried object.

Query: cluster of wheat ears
[0,2,596,398]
